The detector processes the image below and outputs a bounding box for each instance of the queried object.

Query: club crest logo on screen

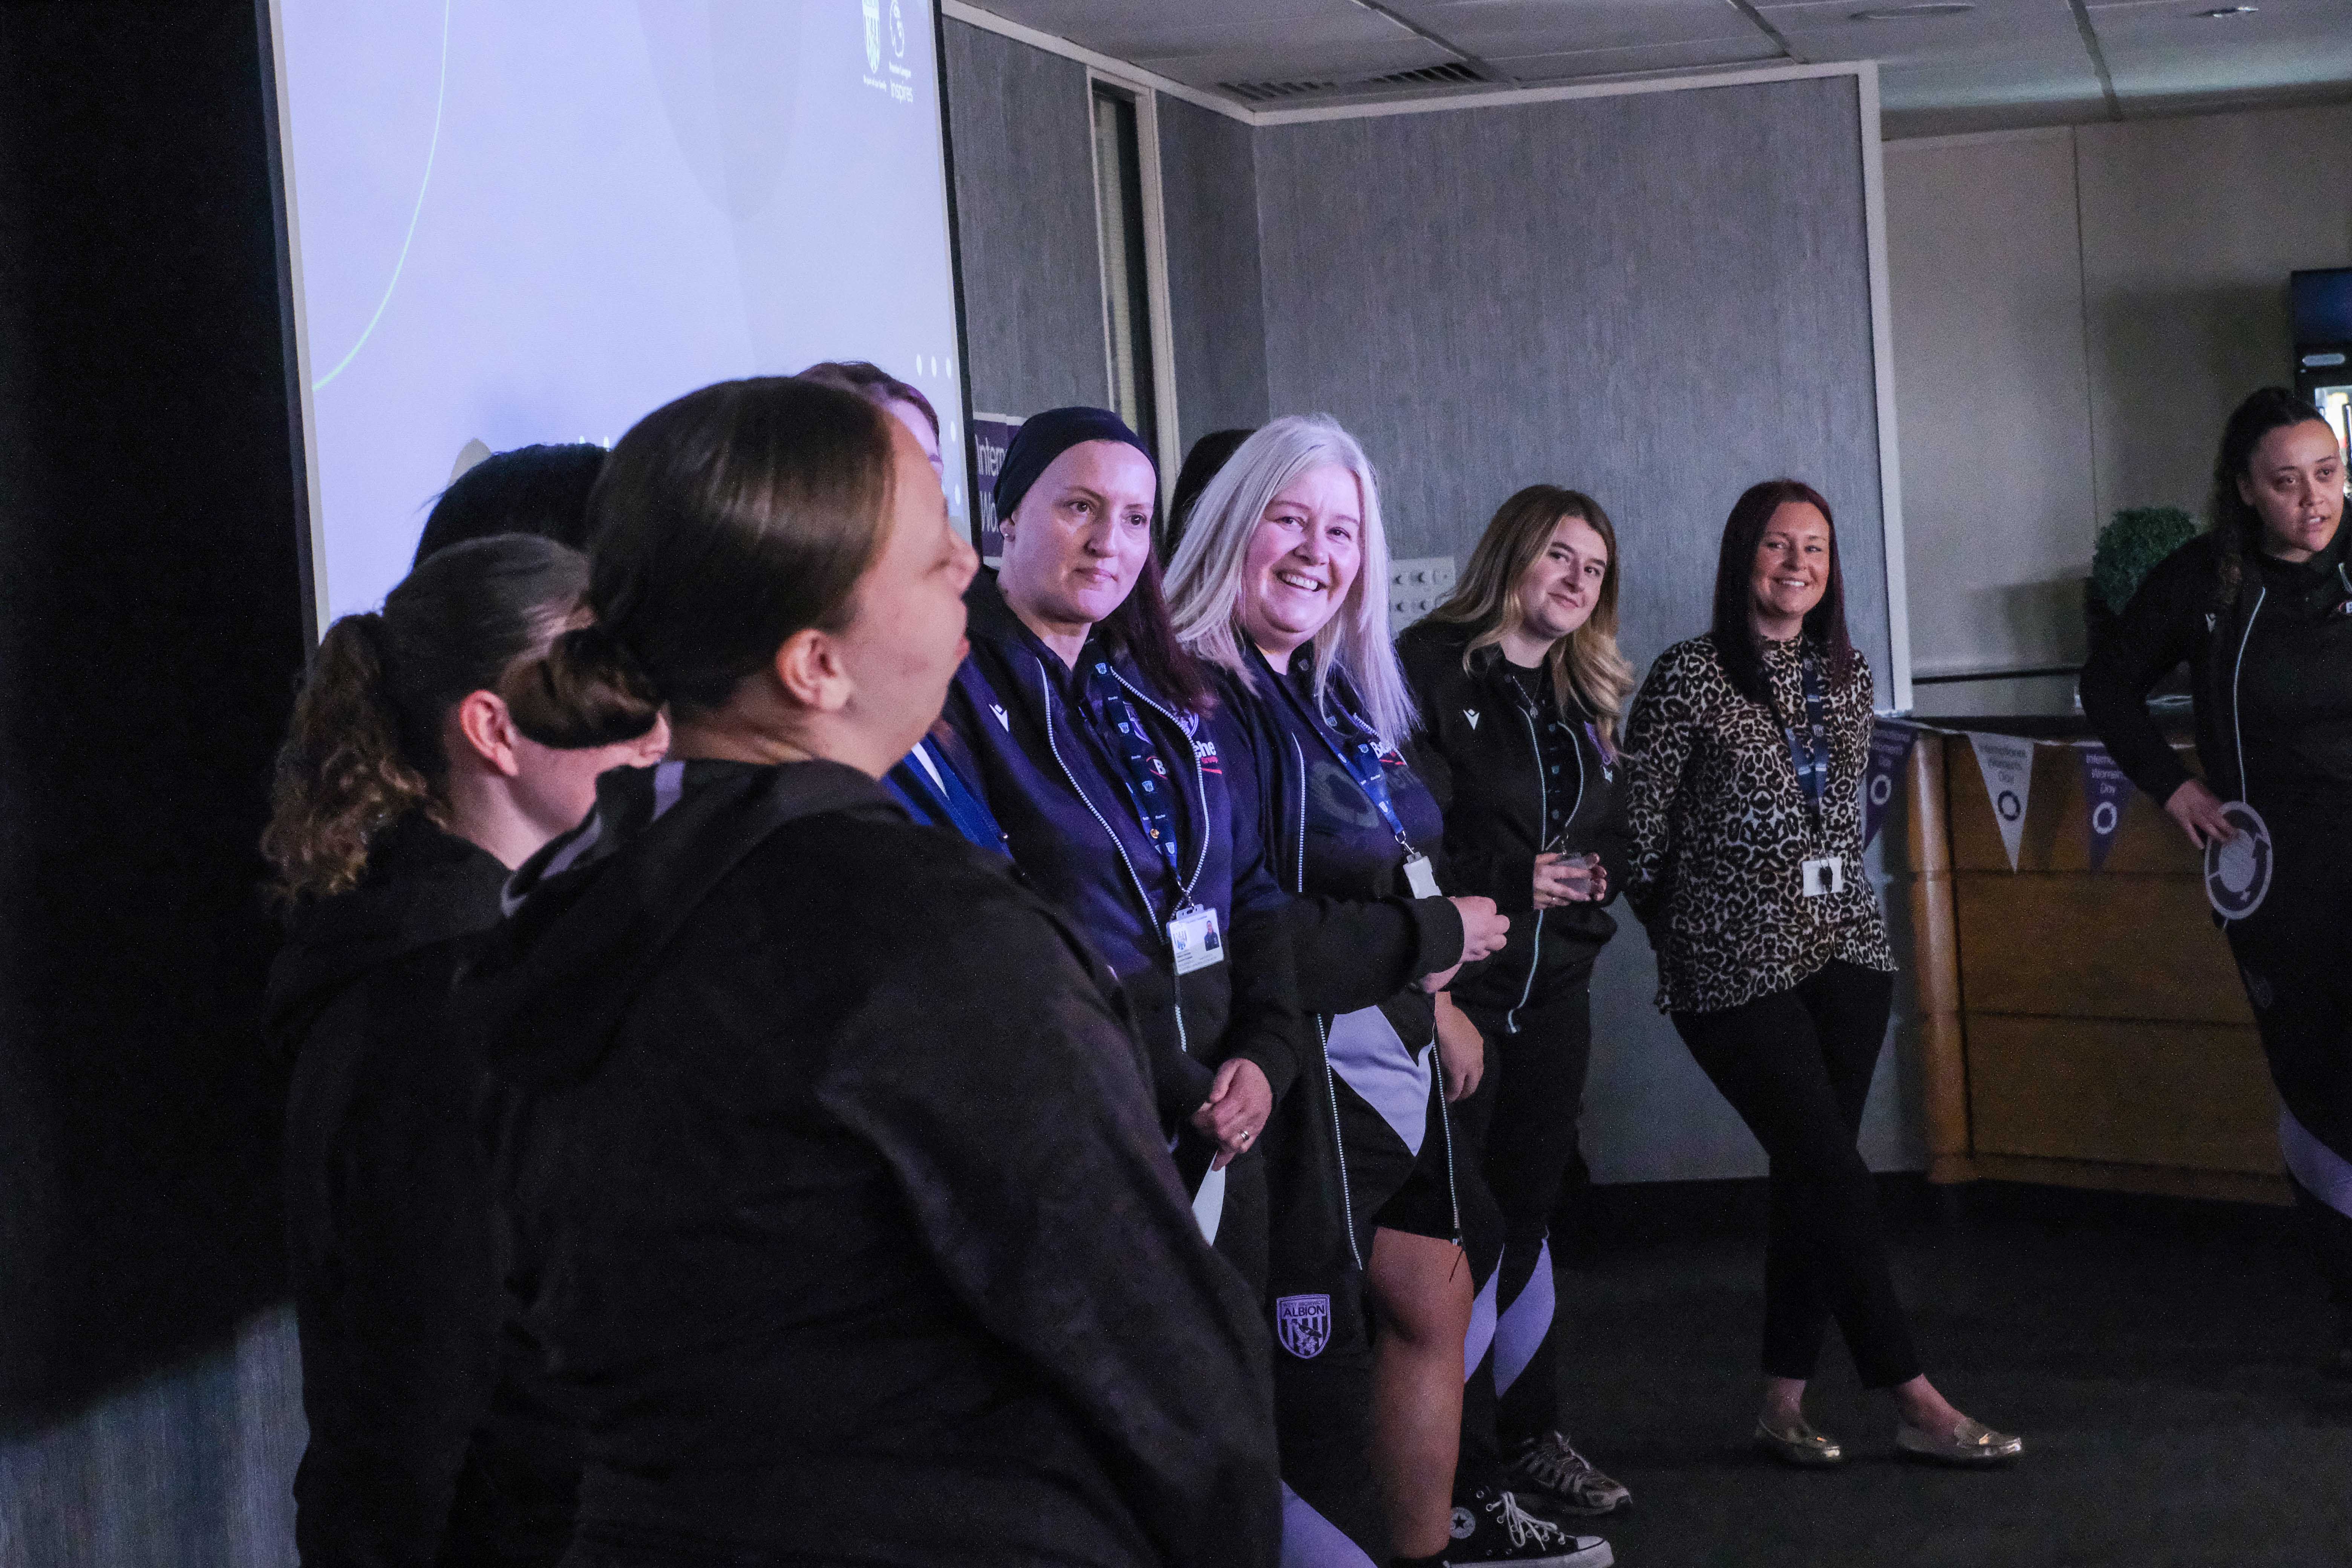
[860,0,917,101]
[1274,1294,1332,1358]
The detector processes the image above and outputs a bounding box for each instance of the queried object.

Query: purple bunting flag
[2080,743,2133,871]
[1863,718,1922,851]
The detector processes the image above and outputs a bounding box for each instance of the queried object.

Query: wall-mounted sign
[971,412,1023,566]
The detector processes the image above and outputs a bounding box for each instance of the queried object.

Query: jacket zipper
[1038,667,1192,1057]
[2230,585,2265,807]
[1290,728,1366,1272]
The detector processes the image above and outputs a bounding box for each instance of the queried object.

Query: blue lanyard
[884,737,1008,856]
[1261,646,1415,848]
[1302,672,1417,854]
[1777,654,1830,835]
[1081,655,1185,878]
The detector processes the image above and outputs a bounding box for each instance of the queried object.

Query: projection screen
[265,0,969,631]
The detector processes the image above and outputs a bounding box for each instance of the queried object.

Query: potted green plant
[2086,506,2198,649]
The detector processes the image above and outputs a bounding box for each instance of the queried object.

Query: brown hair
[1708,478,1859,706]
[1425,485,1634,746]
[507,377,896,746]
[795,359,940,437]
[262,535,588,903]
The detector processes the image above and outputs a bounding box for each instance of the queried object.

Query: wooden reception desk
[1895,717,2288,1205]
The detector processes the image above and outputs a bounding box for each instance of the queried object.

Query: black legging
[1454,985,1593,1484]
[1672,960,1918,1388]
[2219,808,2352,1342]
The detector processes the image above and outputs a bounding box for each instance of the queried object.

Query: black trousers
[1453,985,1593,1485]
[2220,809,2352,1342]
[1673,961,1919,1388]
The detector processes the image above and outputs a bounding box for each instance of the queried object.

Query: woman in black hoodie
[1396,487,1633,1525]
[262,535,668,1567]
[462,378,1281,1568]
[2082,387,2352,1368]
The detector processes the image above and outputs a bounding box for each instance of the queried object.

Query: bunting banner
[1862,718,1924,851]
[2079,744,2133,871]
[1967,732,2040,872]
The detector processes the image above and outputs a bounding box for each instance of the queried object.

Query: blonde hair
[1164,415,1417,745]
[1424,484,1634,747]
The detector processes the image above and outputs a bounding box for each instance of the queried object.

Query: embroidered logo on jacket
[1464,709,1481,729]
[991,704,1011,731]
[1274,1294,1332,1358]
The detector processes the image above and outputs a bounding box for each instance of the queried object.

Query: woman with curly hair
[2083,387,2352,1371]
[262,534,666,1567]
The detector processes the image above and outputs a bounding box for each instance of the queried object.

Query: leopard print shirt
[1622,634,1896,1015]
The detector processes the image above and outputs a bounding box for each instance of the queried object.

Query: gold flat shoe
[1896,1417,2023,1465]
[1754,1416,1844,1467]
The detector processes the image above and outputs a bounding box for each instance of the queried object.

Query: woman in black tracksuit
[1398,487,1634,1522]
[942,409,1297,1253]
[1170,418,1608,1568]
[462,378,1280,1567]
[261,535,666,1567]
[2081,386,2352,1366]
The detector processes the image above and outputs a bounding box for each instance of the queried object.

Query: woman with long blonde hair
[1396,485,1636,1522]
[1169,418,1608,1568]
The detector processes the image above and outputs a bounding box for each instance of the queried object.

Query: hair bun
[506,620,664,747]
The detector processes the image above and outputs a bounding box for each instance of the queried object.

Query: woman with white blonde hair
[1169,417,1605,1568]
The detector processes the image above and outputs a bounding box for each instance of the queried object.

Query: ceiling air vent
[1220,59,1490,105]
[1218,78,1342,103]
[1362,61,1490,89]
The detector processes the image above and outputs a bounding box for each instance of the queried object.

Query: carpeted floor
[1548,1182,2352,1568]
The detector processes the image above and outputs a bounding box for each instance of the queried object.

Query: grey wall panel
[1156,97,1270,447]
[943,20,1107,416]
[1254,76,1905,1181]
[1255,77,1890,690]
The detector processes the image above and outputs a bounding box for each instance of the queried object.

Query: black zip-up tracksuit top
[263,817,576,1568]
[2081,527,2352,823]
[943,571,1302,1136]
[458,759,1281,1568]
[1397,621,1627,1018]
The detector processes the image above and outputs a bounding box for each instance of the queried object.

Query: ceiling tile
[1394,0,1772,53]
[1491,34,1786,78]
[2091,0,2352,102]
[1761,0,2086,66]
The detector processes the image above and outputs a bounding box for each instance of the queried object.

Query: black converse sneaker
[1446,1486,1612,1567]
[1507,1430,1632,1517]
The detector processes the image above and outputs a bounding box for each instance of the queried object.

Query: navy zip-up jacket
[943,572,1302,1138]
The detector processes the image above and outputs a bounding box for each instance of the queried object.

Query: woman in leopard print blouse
[1622,479,2020,1470]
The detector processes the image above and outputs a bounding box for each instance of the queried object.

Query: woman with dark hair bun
[2082,386,2352,1370]
[462,378,1280,1568]
[262,534,668,1568]
[1623,480,2018,1468]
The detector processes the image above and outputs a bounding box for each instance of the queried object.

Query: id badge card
[1801,855,1845,898]
[1402,852,1440,900]
[1169,905,1225,974]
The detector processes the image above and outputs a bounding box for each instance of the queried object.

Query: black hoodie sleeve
[823,886,1281,1568]
[2078,539,2210,807]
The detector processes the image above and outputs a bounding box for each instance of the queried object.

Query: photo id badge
[1169,905,1225,975]
[1801,855,1845,898]
[1402,852,1440,900]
